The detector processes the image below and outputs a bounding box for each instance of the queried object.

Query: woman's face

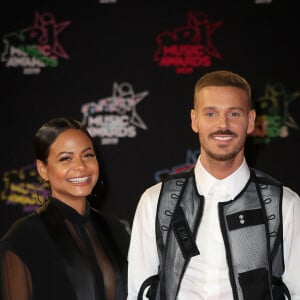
[37,129,99,208]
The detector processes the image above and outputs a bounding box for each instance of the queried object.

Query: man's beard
[205,148,241,161]
[201,130,245,162]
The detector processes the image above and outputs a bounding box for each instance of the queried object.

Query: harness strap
[138,274,159,300]
[272,276,291,300]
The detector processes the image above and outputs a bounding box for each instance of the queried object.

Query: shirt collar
[194,156,250,201]
[49,197,90,225]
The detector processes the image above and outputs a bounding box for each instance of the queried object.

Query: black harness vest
[138,168,290,300]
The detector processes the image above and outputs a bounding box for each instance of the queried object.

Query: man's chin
[208,151,237,162]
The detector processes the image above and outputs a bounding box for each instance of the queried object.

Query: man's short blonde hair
[194,70,252,108]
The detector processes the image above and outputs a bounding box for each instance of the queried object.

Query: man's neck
[200,155,244,180]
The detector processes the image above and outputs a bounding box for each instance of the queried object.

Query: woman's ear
[36,159,48,181]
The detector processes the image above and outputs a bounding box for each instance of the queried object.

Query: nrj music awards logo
[1,11,71,75]
[0,164,49,213]
[154,149,200,182]
[250,83,300,144]
[154,12,223,74]
[81,82,148,145]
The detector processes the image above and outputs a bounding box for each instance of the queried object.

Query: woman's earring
[36,179,50,205]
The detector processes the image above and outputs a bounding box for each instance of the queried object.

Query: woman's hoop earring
[36,179,50,205]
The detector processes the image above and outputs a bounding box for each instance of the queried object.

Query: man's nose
[217,114,229,129]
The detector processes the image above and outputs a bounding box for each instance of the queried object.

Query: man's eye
[206,112,215,117]
[229,112,240,117]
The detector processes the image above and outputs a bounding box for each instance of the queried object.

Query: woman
[0,117,129,300]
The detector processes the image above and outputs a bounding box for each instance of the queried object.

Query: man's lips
[210,130,237,141]
[212,135,233,141]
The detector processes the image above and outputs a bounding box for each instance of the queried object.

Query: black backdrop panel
[1,0,300,237]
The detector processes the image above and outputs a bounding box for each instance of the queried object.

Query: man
[127,70,300,299]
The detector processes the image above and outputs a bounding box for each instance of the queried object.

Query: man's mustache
[210,130,237,137]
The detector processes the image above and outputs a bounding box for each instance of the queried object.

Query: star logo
[154,11,223,74]
[1,11,71,74]
[81,82,149,145]
[250,83,300,143]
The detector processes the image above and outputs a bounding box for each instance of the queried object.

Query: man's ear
[36,159,48,181]
[247,109,256,134]
[191,109,199,133]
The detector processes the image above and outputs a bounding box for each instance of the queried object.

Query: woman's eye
[84,153,96,158]
[59,156,71,162]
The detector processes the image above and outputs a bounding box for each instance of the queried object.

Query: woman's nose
[73,158,86,169]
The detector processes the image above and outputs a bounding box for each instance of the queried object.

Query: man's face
[191,86,256,163]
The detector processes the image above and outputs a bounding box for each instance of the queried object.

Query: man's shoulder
[142,182,162,199]
[283,185,300,201]
[251,168,300,203]
[251,168,282,186]
[161,168,194,183]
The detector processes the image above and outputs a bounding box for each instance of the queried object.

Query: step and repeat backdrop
[1,0,300,237]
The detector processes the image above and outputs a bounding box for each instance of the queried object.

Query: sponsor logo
[250,83,300,144]
[254,0,272,4]
[154,12,223,74]
[99,0,117,3]
[81,82,148,145]
[1,11,71,75]
[154,149,199,182]
[0,164,49,213]
[0,164,131,230]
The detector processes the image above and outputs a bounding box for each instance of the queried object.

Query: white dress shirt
[127,158,300,299]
